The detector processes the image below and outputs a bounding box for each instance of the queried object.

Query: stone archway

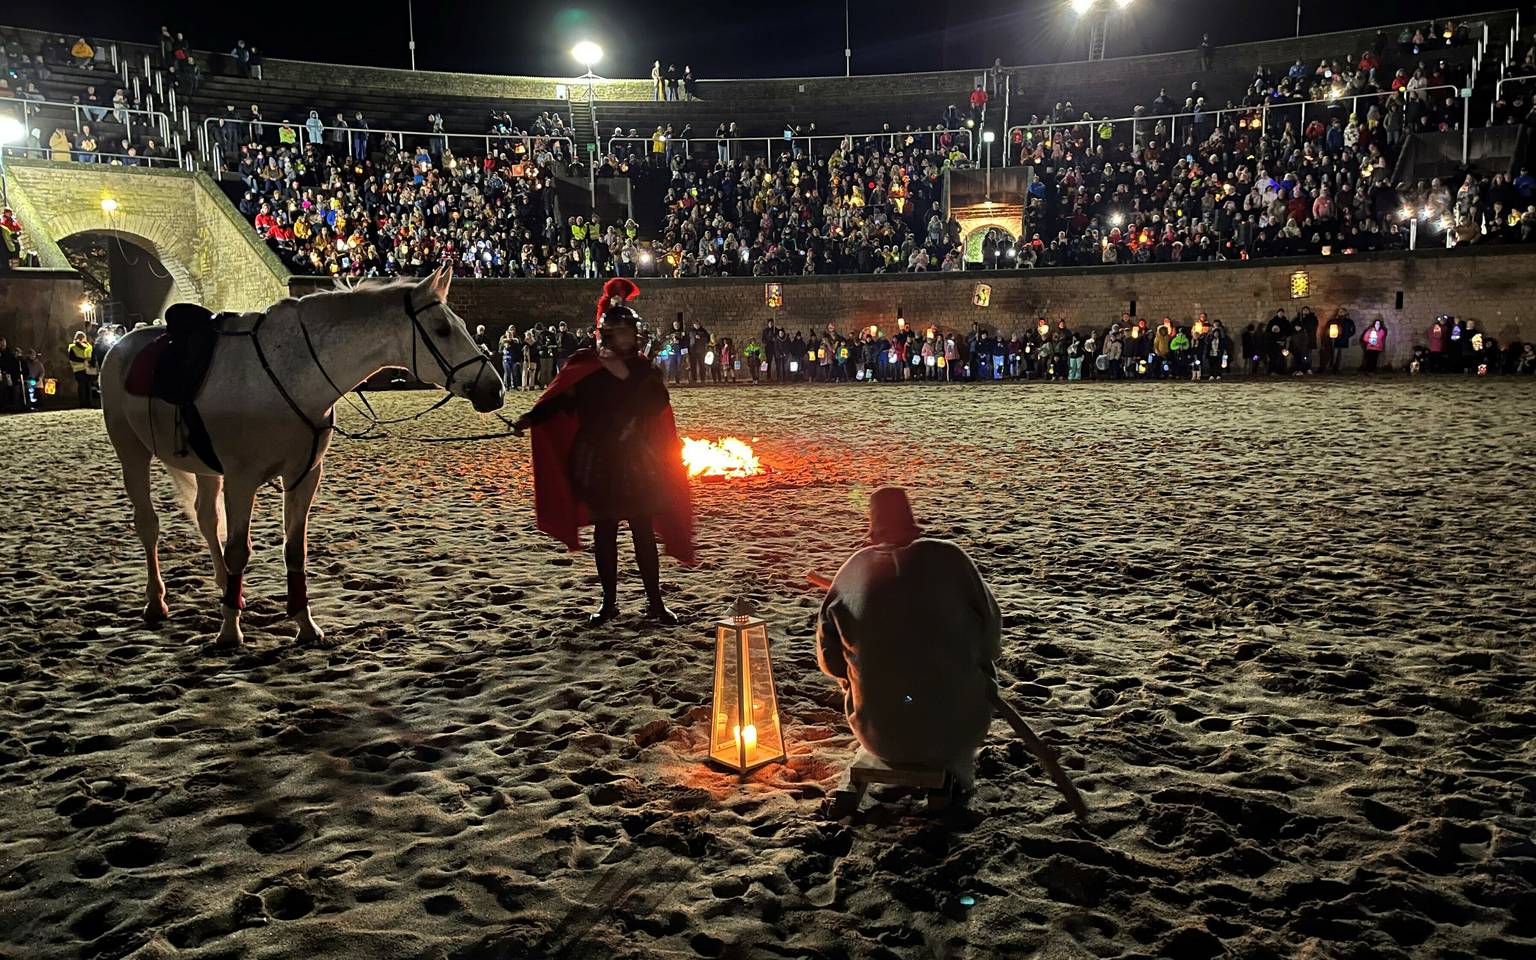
[56,227,199,313]
[963,223,1017,266]
[4,159,289,313]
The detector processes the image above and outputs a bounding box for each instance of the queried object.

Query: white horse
[100,266,504,647]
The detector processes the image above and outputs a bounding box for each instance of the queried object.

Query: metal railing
[1491,73,1536,121]
[1,144,186,168]
[1006,84,1464,162]
[602,128,974,164]
[0,94,173,145]
[202,116,573,169]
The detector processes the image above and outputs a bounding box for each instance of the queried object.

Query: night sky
[4,0,1511,79]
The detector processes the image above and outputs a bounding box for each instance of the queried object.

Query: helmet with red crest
[595,277,641,335]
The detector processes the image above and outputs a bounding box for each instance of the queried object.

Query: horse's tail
[166,466,225,542]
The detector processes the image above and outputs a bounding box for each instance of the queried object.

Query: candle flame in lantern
[733,724,759,753]
[681,436,764,479]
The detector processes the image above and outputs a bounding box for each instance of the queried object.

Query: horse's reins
[230,291,511,486]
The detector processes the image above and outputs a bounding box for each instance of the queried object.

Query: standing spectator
[521,329,540,391]
[1265,309,1291,374]
[1360,319,1387,372]
[683,66,697,101]
[665,64,679,101]
[969,83,989,126]
[1199,33,1213,71]
[651,60,663,101]
[230,39,252,78]
[428,112,446,158]
[0,338,21,409]
[351,112,370,161]
[1324,308,1355,373]
[157,25,174,67]
[500,327,522,388]
[67,331,94,408]
[0,208,20,269]
[305,110,324,145]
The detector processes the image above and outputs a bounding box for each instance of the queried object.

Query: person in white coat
[816,486,1002,797]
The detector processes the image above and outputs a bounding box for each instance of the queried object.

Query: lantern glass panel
[709,615,786,773]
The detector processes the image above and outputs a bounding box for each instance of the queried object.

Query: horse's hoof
[211,628,243,649]
[142,600,169,623]
[296,626,331,646]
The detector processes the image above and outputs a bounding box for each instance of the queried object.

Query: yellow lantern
[1037,320,1049,338]
[1192,320,1206,336]
[1328,322,1340,339]
[708,599,786,776]
[1130,326,1141,339]
[42,379,58,396]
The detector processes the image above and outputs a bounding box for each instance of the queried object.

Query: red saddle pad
[124,334,170,398]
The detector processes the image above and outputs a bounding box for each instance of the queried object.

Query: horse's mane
[270,277,431,320]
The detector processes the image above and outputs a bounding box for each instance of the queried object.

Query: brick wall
[5,160,290,314]
[289,247,1536,368]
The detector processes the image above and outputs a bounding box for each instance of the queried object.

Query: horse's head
[408,266,505,413]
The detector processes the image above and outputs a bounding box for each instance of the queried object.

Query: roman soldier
[513,278,696,624]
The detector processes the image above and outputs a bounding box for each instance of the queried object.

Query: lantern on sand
[708,599,786,776]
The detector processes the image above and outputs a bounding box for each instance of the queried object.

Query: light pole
[0,114,24,209]
[1072,0,1133,61]
[572,41,603,211]
[844,0,851,77]
[407,0,417,70]
[983,129,995,201]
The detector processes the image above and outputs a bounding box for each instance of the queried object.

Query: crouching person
[817,486,1002,813]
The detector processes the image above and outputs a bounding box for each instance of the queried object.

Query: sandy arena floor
[1,379,1534,960]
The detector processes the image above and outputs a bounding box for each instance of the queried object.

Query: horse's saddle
[126,303,225,404]
[126,303,227,473]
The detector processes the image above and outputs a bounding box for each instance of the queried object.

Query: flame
[733,724,759,754]
[681,436,763,479]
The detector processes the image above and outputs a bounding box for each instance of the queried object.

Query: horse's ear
[422,264,452,302]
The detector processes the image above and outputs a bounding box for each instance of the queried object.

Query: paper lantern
[789,361,800,373]
[1130,327,1141,339]
[705,351,716,366]
[937,356,946,368]
[1328,322,1340,339]
[708,598,786,776]
[42,379,58,396]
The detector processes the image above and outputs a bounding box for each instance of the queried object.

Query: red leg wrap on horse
[286,570,308,614]
[221,577,244,611]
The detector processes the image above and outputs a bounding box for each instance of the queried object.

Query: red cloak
[530,350,697,566]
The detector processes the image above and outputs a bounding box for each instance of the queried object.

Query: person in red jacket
[1427,317,1447,372]
[968,84,988,125]
[513,278,696,625]
[1360,319,1388,373]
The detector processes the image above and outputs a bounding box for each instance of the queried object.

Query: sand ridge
[0,379,1534,959]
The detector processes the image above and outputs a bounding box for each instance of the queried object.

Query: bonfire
[681,436,765,480]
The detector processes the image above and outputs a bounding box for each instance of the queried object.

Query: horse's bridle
[241,291,501,485]
[400,292,496,396]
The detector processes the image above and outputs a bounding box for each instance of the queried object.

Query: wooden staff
[807,572,1089,821]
